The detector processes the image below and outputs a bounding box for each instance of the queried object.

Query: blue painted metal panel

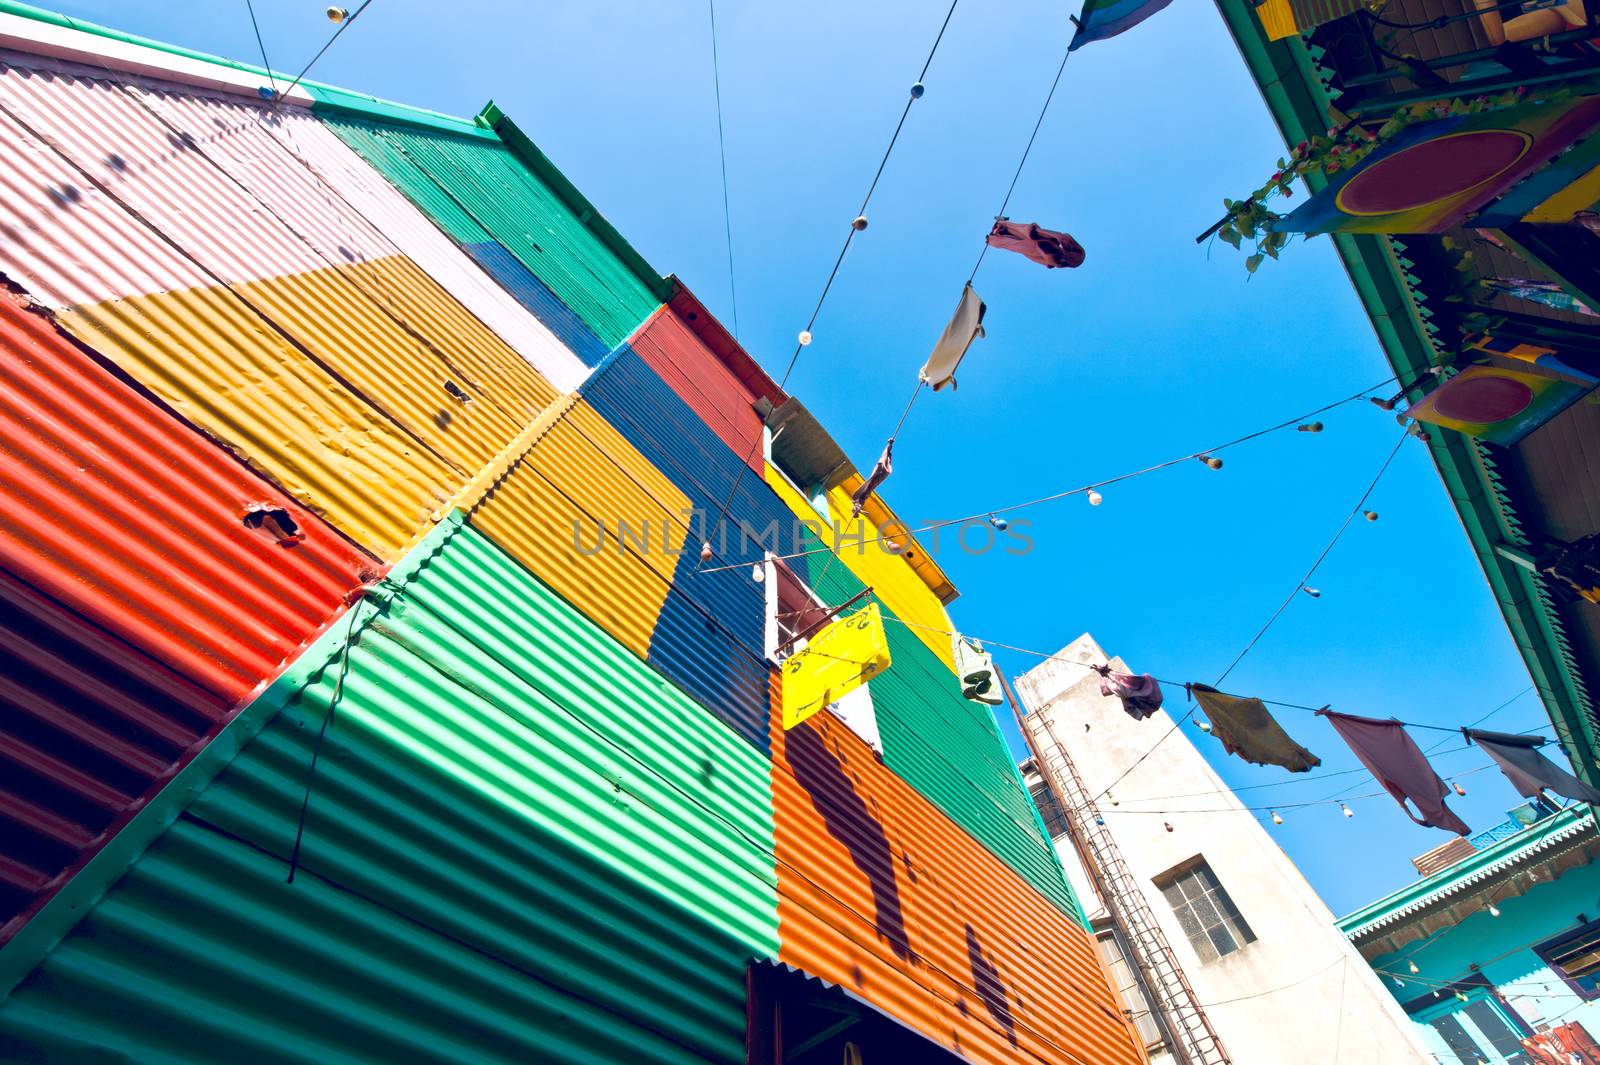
[464,240,610,367]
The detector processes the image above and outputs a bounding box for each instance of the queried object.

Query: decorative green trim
[0,514,467,1004]
[1214,0,1600,783]
[479,100,673,303]
[1337,806,1594,936]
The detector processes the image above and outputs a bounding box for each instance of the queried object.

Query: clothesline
[1094,763,1500,818]
[700,371,1405,575]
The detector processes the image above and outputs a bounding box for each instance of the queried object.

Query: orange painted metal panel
[0,287,372,941]
[771,676,1147,1065]
[472,397,686,659]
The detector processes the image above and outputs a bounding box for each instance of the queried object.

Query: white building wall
[1014,633,1434,1065]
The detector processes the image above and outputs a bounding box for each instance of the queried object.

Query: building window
[1425,999,1534,1065]
[1026,778,1072,841]
[1535,918,1600,1001]
[1097,931,1165,1051]
[1154,859,1255,963]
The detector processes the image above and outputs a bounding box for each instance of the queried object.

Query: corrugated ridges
[463,240,611,366]
[0,285,371,942]
[765,468,1079,916]
[771,687,1145,1065]
[628,305,765,474]
[323,115,659,350]
[0,523,779,1062]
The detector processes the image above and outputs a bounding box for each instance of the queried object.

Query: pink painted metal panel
[131,83,591,391]
[0,60,326,287]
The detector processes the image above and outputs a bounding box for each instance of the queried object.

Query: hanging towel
[1466,728,1600,806]
[1321,711,1470,835]
[850,439,893,518]
[919,285,986,393]
[1071,0,1175,49]
[1189,684,1321,772]
[1095,665,1163,720]
[953,636,1003,706]
[986,220,1085,269]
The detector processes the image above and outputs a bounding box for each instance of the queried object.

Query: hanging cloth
[952,636,1003,706]
[1320,711,1470,835]
[1070,0,1175,49]
[986,219,1085,269]
[919,284,986,393]
[1465,728,1600,806]
[850,439,893,518]
[1094,665,1163,720]
[1189,684,1321,772]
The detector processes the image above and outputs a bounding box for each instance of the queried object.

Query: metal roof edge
[479,99,674,304]
[1335,806,1596,937]
[0,514,467,1004]
[1213,0,1600,784]
[663,275,787,409]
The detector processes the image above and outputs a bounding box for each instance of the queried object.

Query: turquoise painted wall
[1368,855,1600,1063]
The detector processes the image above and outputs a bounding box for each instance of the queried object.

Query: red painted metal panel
[0,288,374,940]
[629,304,766,473]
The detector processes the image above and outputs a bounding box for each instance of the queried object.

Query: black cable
[244,0,278,98]
[698,0,961,565]
[274,0,375,106]
[706,0,739,338]
[286,602,364,883]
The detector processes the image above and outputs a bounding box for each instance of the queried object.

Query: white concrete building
[1011,633,1435,1065]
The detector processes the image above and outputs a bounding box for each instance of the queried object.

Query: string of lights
[273,2,375,106]
[698,0,962,565]
[701,371,1405,576]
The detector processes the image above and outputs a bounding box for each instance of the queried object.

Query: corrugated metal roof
[324,116,659,350]
[0,286,370,942]
[772,698,1144,1065]
[0,523,779,1062]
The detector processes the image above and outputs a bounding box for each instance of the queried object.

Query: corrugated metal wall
[628,306,764,473]
[771,694,1144,1065]
[323,116,659,351]
[0,523,780,1063]
[0,286,371,941]
[765,467,1079,916]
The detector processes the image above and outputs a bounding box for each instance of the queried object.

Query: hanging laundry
[986,219,1085,269]
[1482,277,1597,318]
[952,636,1003,706]
[1188,684,1321,772]
[1465,728,1600,806]
[1320,711,1470,835]
[850,439,893,518]
[919,284,985,393]
[1070,0,1175,49]
[1095,664,1163,720]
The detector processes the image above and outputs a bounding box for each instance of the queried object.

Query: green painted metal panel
[801,530,1081,919]
[324,116,660,350]
[0,523,778,1063]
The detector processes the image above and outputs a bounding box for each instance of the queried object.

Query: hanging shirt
[953,636,1003,706]
[1096,666,1163,720]
[986,220,1085,269]
[850,439,893,518]
[1189,684,1321,772]
[919,284,986,392]
[1321,711,1470,835]
[1466,728,1600,806]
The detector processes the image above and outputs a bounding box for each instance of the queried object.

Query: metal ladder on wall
[1021,698,1232,1065]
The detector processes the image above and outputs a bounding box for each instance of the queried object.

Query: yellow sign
[781,603,891,730]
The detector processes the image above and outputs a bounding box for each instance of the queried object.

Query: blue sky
[85,0,1558,915]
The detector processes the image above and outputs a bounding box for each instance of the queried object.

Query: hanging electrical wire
[703,371,1404,574]
[706,0,739,338]
[272,0,375,106]
[696,0,962,566]
[244,0,278,99]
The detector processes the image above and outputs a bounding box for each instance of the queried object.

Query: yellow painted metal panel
[473,398,688,658]
[55,285,454,559]
[231,258,555,472]
[780,603,891,729]
[1526,161,1600,222]
[764,467,957,673]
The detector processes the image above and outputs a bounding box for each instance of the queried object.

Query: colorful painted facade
[1340,805,1600,1064]
[0,5,1143,1062]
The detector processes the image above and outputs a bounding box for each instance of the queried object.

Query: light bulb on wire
[1302,586,1322,599]
[1297,421,1324,433]
[1453,781,1467,797]
[1364,510,1379,522]
[1408,960,1420,974]
[699,541,713,563]
[326,5,349,23]
[1341,802,1354,818]
[987,514,1008,531]
[1086,489,1103,507]
[1197,453,1224,471]
[1197,719,1212,734]
[798,330,813,346]
[751,564,765,584]
[1488,904,1501,918]
[1271,811,1283,825]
